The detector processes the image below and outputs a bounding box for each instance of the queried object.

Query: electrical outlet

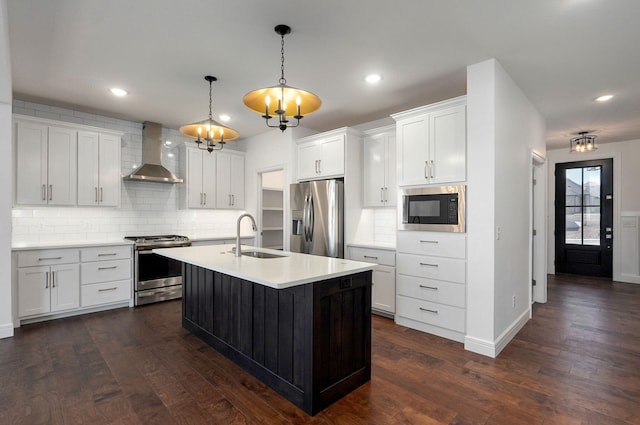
[512,295,516,308]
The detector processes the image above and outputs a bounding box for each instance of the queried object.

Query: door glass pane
[583,206,601,246]
[565,168,583,207]
[565,208,582,245]
[583,166,601,206]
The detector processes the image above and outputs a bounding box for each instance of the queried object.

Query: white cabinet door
[230,153,245,209]
[201,151,216,208]
[318,135,344,177]
[15,121,48,205]
[98,133,121,206]
[297,142,321,180]
[47,126,77,206]
[50,263,80,312]
[363,129,396,207]
[396,115,429,186]
[18,266,50,316]
[216,151,244,209]
[77,131,100,205]
[186,148,204,209]
[429,105,466,184]
[372,265,395,314]
[363,133,386,207]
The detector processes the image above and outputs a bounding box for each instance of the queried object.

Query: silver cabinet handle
[51,271,56,288]
[419,307,438,314]
[98,266,118,270]
[38,256,62,261]
[203,193,207,205]
[363,255,378,260]
[380,188,384,203]
[49,184,53,201]
[314,160,319,174]
[419,284,438,290]
[97,253,117,257]
[199,193,203,205]
[95,187,98,203]
[317,159,321,174]
[98,287,118,292]
[419,240,439,244]
[430,160,435,178]
[100,187,103,203]
[232,194,235,206]
[42,184,46,201]
[419,262,439,267]
[424,161,428,179]
[45,271,49,289]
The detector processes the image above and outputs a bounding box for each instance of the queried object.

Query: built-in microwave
[399,185,466,232]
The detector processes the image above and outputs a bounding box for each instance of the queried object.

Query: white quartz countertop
[153,244,377,290]
[12,239,134,251]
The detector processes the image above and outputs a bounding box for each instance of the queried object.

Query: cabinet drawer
[397,253,465,284]
[349,247,395,266]
[396,295,465,333]
[17,249,79,267]
[397,231,466,259]
[396,275,465,308]
[81,259,131,285]
[81,280,130,307]
[81,245,131,262]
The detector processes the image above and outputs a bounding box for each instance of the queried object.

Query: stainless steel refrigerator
[290,179,344,258]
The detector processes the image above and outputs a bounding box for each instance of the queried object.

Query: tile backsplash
[11,100,248,245]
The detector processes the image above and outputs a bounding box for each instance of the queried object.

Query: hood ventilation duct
[123,121,183,183]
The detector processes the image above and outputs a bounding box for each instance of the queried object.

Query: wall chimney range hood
[123,121,183,183]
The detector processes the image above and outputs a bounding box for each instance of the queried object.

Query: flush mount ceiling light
[243,24,321,132]
[179,75,239,152]
[570,131,598,153]
[365,73,382,84]
[110,87,128,97]
[595,94,614,102]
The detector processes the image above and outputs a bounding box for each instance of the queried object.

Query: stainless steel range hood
[123,121,183,183]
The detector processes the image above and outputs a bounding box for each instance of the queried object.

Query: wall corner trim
[0,322,14,339]
[464,309,530,358]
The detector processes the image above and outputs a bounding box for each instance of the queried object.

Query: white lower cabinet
[348,246,396,316]
[395,231,467,342]
[15,244,132,322]
[17,249,80,317]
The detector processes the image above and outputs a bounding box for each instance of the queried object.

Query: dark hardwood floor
[1,274,639,424]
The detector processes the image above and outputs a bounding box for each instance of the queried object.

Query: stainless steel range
[124,235,191,306]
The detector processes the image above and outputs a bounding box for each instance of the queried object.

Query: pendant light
[570,131,597,153]
[180,76,239,152]
[243,25,321,132]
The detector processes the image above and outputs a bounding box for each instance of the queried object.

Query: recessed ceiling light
[595,94,613,102]
[110,87,128,97]
[219,114,231,122]
[164,140,172,146]
[365,74,382,84]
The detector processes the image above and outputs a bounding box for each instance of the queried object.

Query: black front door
[555,159,613,277]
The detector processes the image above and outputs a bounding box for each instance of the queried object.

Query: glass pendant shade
[569,131,597,153]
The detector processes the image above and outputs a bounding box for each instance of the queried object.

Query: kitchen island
[153,245,375,415]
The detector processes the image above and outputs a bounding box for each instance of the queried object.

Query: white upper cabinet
[216,151,245,209]
[15,119,77,206]
[363,125,396,207]
[296,130,346,181]
[181,147,216,209]
[392,96,466,186]
[77,131,122,207]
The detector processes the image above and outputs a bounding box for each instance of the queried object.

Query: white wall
[466,58,545,357]
[546,139,640,283]
[0,0,13,338]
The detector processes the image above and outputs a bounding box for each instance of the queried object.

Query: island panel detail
[182,263,372,415]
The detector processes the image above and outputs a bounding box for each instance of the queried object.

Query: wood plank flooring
[1,274,639,424]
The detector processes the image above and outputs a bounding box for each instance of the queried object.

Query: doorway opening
[554,158,613,278]
[258,169,285,250]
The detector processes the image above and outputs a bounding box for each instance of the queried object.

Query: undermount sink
[241,250,285,259]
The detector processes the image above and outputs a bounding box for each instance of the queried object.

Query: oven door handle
[138,250,155,255]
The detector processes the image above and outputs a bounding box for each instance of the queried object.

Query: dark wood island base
[182,263,372,415]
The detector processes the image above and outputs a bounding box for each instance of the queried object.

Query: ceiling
[7,0,640,150]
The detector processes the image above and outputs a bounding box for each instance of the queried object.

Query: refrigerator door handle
[308,194,314,242]
[303,193,311,242]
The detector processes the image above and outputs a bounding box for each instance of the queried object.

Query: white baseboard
[464,308,530,358]
[0,322,14,339]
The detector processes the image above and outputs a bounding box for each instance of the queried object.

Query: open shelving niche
[261,186,284,250]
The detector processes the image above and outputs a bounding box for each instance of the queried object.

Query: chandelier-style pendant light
[243,24,321,132]
[180,75,239,152]
[570,131,597,153]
